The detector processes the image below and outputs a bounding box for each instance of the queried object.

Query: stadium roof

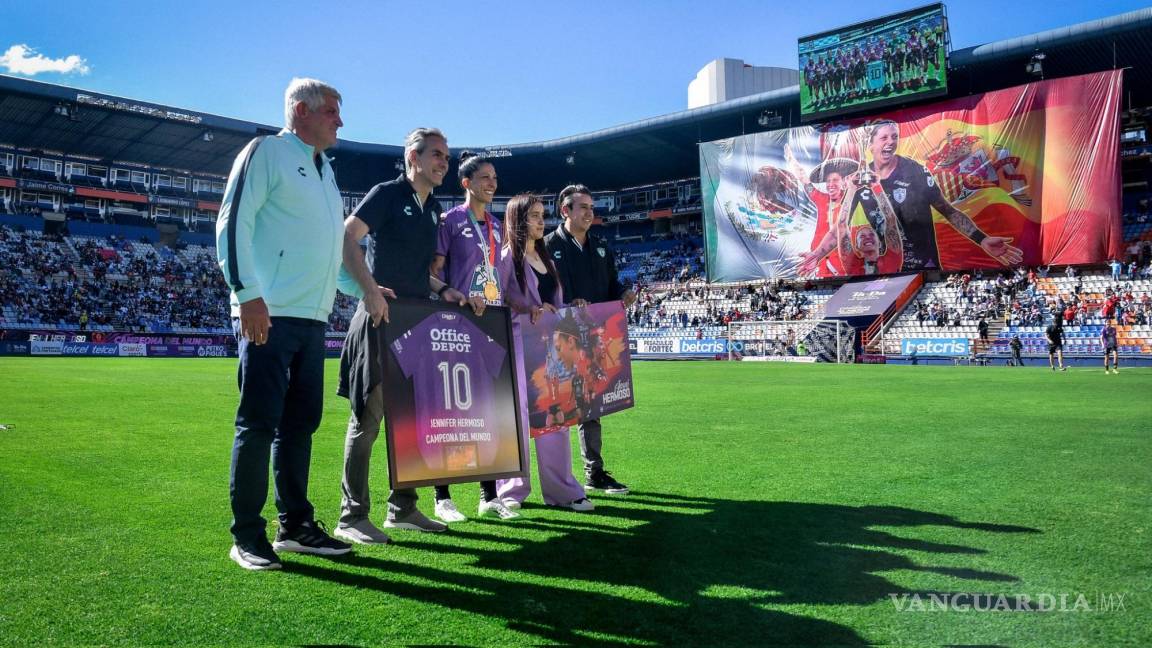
[2,6,1151,194]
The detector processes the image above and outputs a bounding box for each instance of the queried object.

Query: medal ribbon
[469,211,497,273]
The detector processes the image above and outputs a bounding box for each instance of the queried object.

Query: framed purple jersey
[379,298,527,488]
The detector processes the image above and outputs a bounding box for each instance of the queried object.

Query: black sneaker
[585,471,629,495]
[230,539,282,571]
[273,520,353,556]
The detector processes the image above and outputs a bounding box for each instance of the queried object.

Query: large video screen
[700,71,1124,284]
[799,4,949,122]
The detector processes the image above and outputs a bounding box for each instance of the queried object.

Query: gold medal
[483,281,499,302]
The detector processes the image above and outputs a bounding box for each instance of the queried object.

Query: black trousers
[229,317,326,544]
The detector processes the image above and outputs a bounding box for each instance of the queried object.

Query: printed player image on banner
[516,301,634,438]
[379,299,527,489]
[701,71,1123,283]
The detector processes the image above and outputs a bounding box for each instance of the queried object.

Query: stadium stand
[874,267,1152,360]
[628,280,836,340]
[4,8,1152,362]
[0,221,358,334]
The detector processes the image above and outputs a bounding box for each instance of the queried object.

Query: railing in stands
[862,273,924,353]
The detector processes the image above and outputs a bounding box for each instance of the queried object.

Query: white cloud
[0,44,90,76]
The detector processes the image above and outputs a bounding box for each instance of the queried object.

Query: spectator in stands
[545,184,635,495]
[977,316,988,342]
[336,127,455,542]
[216,77,353,570]
[1110,258,1122,281]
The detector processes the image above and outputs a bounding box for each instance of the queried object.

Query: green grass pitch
[1,358,1148,646]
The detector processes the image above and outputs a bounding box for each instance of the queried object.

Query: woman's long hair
[504,193,559,297]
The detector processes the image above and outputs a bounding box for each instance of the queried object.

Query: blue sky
[2,1,1146,147]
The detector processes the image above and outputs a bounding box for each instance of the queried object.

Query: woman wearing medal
[429,154,520,521]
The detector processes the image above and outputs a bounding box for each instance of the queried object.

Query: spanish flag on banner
[700,70,1123,282]
[866,69,1123,269]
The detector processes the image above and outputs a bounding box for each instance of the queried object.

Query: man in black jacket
[544,184,636,494]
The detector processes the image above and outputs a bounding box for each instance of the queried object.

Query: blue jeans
[229,317,326,544]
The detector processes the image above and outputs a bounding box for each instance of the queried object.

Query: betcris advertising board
[901,338,970,356]
[676,339,728,355]
[634,338,729,357]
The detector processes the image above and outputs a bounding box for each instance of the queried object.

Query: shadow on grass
[290,493,1039,645]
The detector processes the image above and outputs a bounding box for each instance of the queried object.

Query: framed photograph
[380,298,528,489]
[516,301,635,437]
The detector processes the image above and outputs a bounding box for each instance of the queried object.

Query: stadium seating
[3,210,1151,359]
[881,273,1020,354]
[0,223,356,334]
[616,236,705,285]
[65,173,107,189]
[19,167,60,183]
[628,281,835,339]
[879,268,1152,357]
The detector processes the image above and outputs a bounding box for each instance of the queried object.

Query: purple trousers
[498,428,586,506]
[497,321,585,506]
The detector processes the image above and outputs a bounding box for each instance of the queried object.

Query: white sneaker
[334,520,391,545]
[565,497,595,512]
[478,499,521,520]
[500,498,522,511]
[434,498,467,523]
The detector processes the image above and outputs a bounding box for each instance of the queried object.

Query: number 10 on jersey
[379,298,528,489]
[437,361,473,410]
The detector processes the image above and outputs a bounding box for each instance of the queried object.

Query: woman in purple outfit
[496,193,594,512]
[430,154,520,521]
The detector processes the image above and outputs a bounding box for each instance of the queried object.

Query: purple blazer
[501,246,564,313]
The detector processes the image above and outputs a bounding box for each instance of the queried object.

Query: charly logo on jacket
[404,206,413,216]
[297,167,307,177]
[597,247,606,258]
[553,251,562,259]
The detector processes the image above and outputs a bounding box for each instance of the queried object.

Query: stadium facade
[3,7,1152,364]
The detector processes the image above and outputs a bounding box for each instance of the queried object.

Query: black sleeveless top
[534,265,557,305]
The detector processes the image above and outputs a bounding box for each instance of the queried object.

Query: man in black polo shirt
[544,184,636,495]
[334,127,466,542]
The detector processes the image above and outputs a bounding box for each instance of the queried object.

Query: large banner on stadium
[379,299,527,489]
[701,71,1123,283]
[517,302,634,437]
